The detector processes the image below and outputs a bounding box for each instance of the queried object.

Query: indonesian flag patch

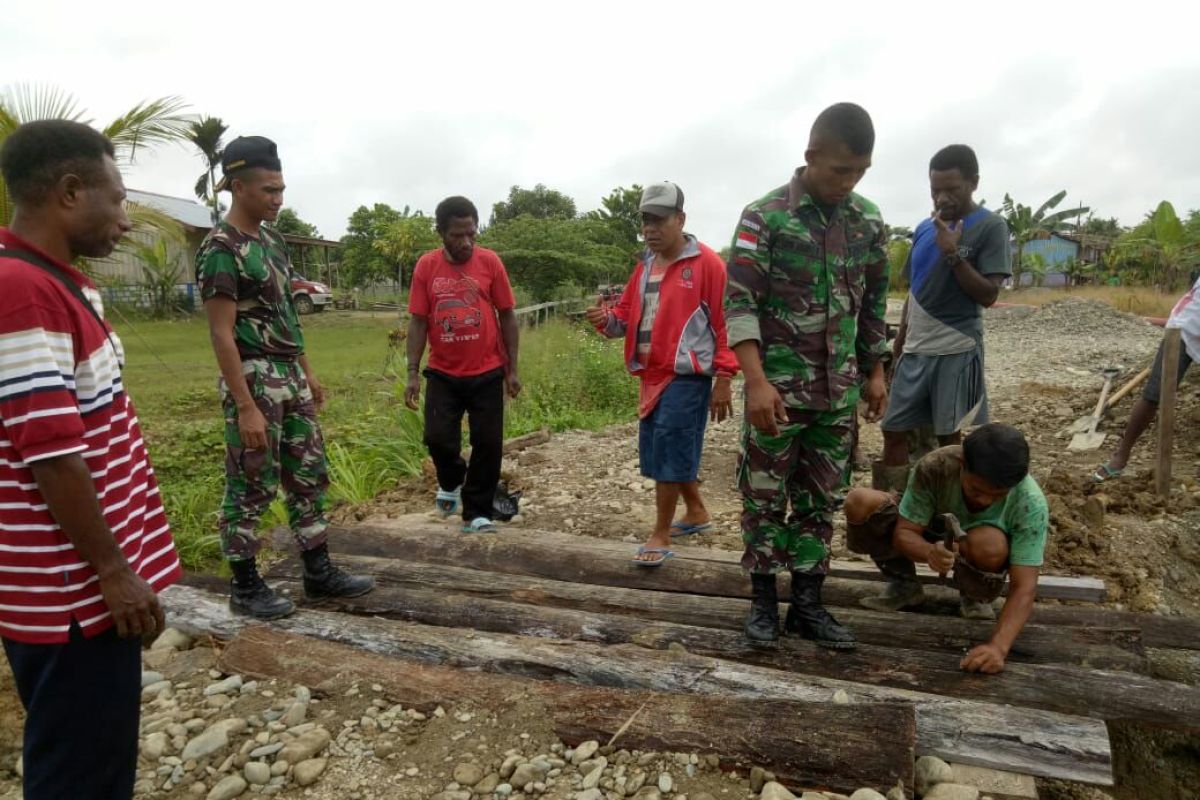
[735,230,758,250]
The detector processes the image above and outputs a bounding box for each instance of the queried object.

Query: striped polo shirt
[0,229,181,644]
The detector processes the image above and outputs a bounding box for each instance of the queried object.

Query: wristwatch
[944,245,970,267]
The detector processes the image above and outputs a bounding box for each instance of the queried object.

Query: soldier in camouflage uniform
[197,136,373,619]
[725,104,890,646]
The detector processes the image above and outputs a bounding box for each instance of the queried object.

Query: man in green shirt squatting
[844,423,1049,674]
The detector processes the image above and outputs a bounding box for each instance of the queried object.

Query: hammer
[931,513,967,582]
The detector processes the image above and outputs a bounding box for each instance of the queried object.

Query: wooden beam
[162,584,1113,786]
[266,575,1199,730]
[264,556,1145,671]
[318,522,1106,604]
[218,626,917,795]
[1156,327,1182,497]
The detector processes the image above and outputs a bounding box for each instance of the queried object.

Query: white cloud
[3,0,1197,249]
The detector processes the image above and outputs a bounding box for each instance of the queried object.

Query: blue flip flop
[632,546,675,567]
[669,521,712,537]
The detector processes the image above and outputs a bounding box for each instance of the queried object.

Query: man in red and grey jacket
[587,182,738,566]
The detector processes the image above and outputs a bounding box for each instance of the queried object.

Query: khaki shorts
[846,500,1008,602]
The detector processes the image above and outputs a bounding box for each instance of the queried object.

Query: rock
[849,791,885,800]
[582,764,605,790]
[249,743,284,759]
[141,731,170,761]
[632,789,662,800]
[760,783,797,800]
[280,702,307,727]
[823,794,852,800]
[571,740,600,765]
[142,680,172,698]
[374,740,397,759]
[188,782,206,796]
[914,756,953,797]
[243,762,271,785]
[141,670,165,688]
[182,721,238,762]
[886,785,907,800]
[294,685,311,705]
[453,762,484,786]
[510,761,548,787]
[921,786,978,800]
[151,628,193,651]
[750,766,768,793]
[832,689,851,704]
[500,754,525,778]
[474,773,500,794]
[576,790,604,800]
[293,758,328,787]
[625,770,648,795]
[495,783,513,797]
[270,760,289,777]
[693,795,717,800]
[205,775,247,800]
[658,773,673,792]
[204,676,243,696]
[431,793,471,800]
[276,727,331,764]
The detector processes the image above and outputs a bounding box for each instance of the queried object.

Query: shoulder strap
[1,248,120,361]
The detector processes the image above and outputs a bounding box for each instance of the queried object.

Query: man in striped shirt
[0,120,182,798]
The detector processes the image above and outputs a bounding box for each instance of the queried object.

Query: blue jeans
[638,376,712,483]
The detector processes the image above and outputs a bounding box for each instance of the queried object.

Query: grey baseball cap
[639,182,685,217]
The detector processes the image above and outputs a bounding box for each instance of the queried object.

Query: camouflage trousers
[219,358,329,561]
[738,407,854,575]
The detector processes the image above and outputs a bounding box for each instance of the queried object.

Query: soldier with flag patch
[197,136,374,619]
[725,103,891,646]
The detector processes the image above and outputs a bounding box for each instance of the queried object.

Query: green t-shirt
[897,446,1048,567]
[196,221,305,359]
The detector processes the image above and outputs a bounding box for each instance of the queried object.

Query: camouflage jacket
[196,221,305,360]
[725,170,889,411]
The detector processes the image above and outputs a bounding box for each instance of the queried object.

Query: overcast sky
[4,1,1198,249]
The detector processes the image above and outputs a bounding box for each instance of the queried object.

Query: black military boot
[744,573,781,643]
[860,557,925,612]
[302,543,375,599]
[785,572,857,649]
[230,558,295,620]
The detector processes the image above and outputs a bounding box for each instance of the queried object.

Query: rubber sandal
[1093,464,1124,483]
[669,521,712,537]
[632,546,675,567]
[435,486,461,516]
[461,517,497,533]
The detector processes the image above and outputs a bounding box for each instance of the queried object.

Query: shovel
[1068,368,1119,451]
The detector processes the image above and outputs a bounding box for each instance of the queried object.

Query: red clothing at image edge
[0,229,181,644]
[408,247,516,377]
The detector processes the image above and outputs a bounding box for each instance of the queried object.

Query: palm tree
[188,116,227,223]
[1111,201,1200,290]
[1000,191,1089,288]
[0,84,191,260]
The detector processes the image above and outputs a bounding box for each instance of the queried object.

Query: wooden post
[1156,328,1182,497]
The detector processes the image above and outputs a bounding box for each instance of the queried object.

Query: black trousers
[3,621,141,800]
[423,367,505,521]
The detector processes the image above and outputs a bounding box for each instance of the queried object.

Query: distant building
[1016,231,1113,287]
[95,191,342,309]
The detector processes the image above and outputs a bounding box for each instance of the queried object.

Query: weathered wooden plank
[266,574,1199,729]
[163,584,1113,785]
[220,627,916,795]
[265,556,1145,671]
[319,522,1106,608]
[1027,606,1200,652]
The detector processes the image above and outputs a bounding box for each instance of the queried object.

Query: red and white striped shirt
[0,229,181,644]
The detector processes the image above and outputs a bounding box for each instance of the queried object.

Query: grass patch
[115,311,634,572]
[1006,286,1179,318]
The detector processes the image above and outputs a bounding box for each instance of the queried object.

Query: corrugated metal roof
[128,189,214,230]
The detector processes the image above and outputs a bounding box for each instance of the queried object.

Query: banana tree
[0,84,191,266]
[1111,201,1200,290]
[1000,191,1089,287]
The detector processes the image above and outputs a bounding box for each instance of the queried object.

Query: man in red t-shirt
[0,120,181,800]
[405,196,521,532]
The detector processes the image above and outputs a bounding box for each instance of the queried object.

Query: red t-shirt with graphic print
[409,246,516,378]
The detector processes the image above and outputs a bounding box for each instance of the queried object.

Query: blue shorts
[638,376,712,483]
